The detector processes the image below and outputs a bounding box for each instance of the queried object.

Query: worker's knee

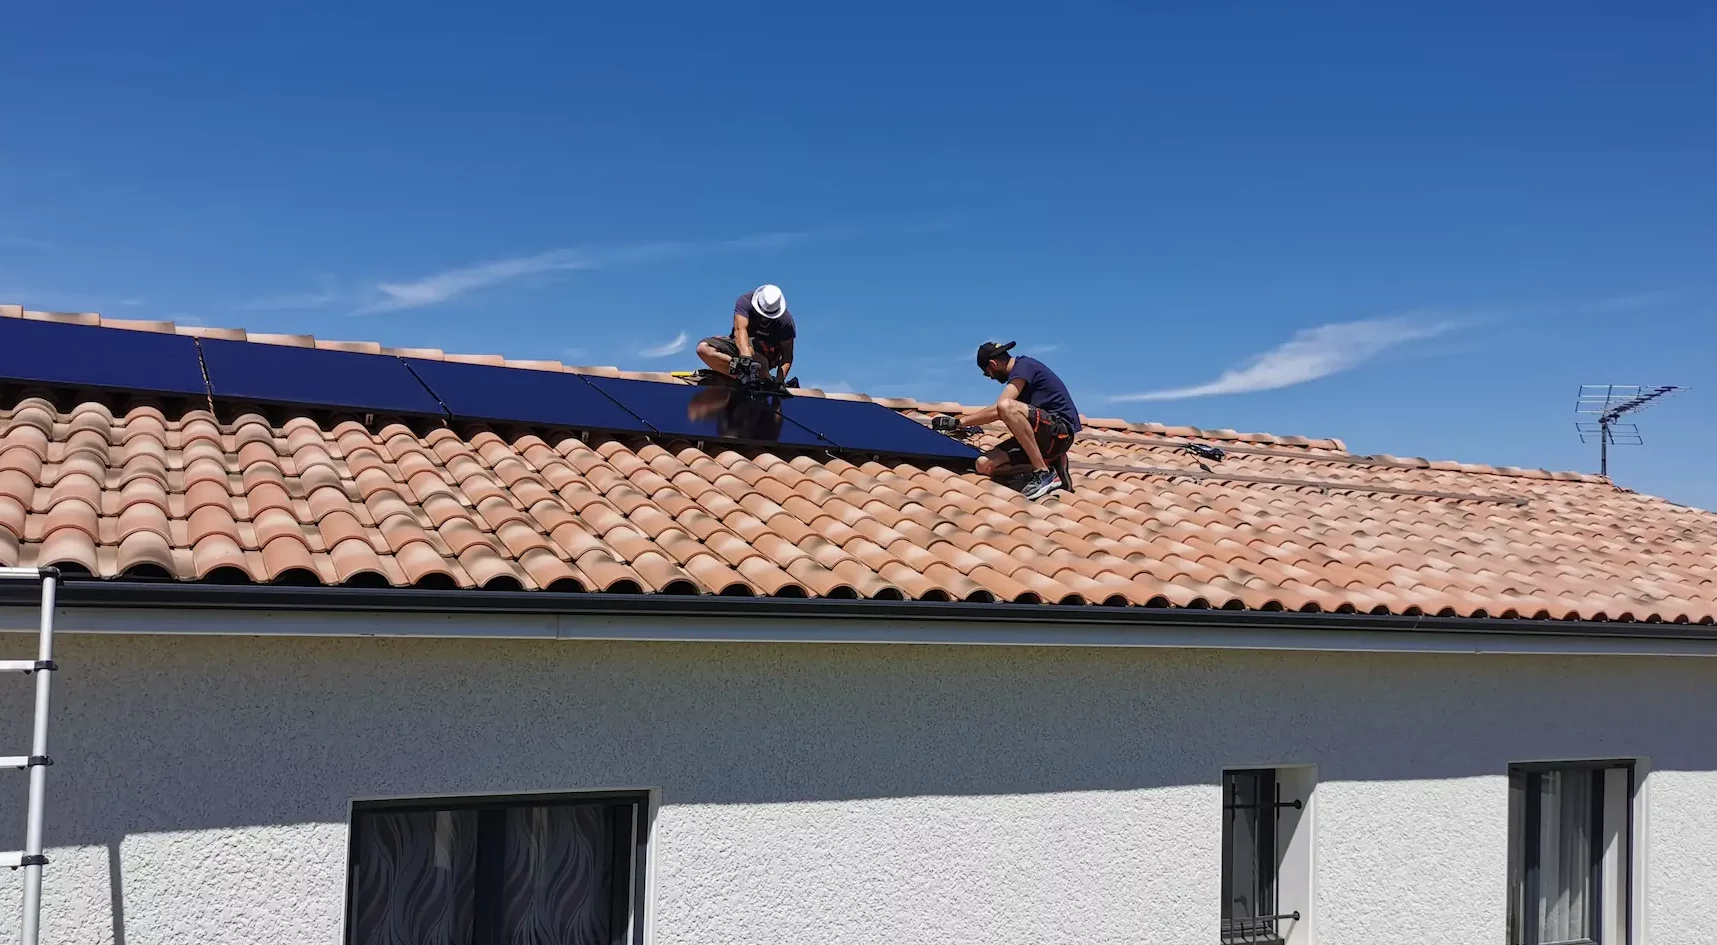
[998,399,1028,421]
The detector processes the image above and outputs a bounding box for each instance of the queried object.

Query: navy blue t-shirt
[1007,356,1081,432]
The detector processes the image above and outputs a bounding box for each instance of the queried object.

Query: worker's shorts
[996,406,1075,467]
[699,335,777,372]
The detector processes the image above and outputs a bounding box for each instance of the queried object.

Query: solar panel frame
[0,319,983,465]
[402,358,652,433]
[198,339,447,417]
[777,395,981,462]
[0,319,208,397]
[581,375,832,448]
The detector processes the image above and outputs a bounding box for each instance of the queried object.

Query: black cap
[975,340,1016,367]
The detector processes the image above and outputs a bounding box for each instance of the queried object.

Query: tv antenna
[1574,384,1682,477]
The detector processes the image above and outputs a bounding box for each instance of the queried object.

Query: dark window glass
[348,795,643,945]
[1222,769,1279,943]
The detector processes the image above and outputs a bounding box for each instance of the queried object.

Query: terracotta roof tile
[2,304,1712,622]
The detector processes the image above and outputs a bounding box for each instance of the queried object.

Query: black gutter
[2,579,1714,642]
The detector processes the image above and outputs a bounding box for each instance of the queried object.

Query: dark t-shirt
[1008,356,1081,432]
[734,292,797,347]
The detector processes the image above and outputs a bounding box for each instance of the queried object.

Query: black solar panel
[404,358,650,433]
[199,339,445,416]
[0,321,984,464]
[779,396,981,462]
[0,318,207,397]
[582,376,830,447]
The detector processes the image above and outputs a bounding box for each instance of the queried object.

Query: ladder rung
[0,660,54,673]
[0,757,26,768]
[0,851,46,868]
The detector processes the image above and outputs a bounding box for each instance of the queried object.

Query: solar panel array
[0,320,979,463]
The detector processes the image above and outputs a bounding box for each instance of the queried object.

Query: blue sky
[3,3,1713,509]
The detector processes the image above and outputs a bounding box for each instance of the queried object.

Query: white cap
[750,284,787,319]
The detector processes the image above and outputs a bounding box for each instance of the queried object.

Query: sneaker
[1020,468,1062,500]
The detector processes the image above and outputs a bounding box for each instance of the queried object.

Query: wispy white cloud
[237,288,346,311]
[0,234,55,252]
[560,347,587,362]
[902,214,966,234]
[351,230,818,315]
[1108,314,1459,402]
[358,249,598,314]
[236,273,349,312]
[810,379,856,394]
[723,230,820,251]
[0,289,132,312]
[119,297,145,307]
[639,331,689,358]
[930,339,1060,365]
[1580,289,1685,313]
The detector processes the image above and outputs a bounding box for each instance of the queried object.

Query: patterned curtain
[350,803,621,945]
[351,810,478,945]
[499,805,617,945]
[1536,771,1594,943]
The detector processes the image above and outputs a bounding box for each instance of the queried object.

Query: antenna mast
[1574,384,1681,477]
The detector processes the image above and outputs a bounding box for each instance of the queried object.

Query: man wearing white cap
[696,284,797,387]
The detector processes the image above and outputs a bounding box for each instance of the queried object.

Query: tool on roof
[0,567,61,945]
[677,367,799,394]
[1574,384,1683,477]
[1179,442,1226,473]
[930,415,985,439]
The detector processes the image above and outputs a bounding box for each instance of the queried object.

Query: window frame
[342,789,652,945]
[1507,760,1635,945]
[1222,767,1299,945]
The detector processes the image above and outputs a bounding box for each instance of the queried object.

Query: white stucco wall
[0,623,1712,944]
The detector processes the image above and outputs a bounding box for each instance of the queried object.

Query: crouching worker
[696,284,796,388]
[934,341,1079,500]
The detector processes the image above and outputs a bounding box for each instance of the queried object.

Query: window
[345,791,649,945]
[1508,762,1634,945]
[1222,768,1309,944]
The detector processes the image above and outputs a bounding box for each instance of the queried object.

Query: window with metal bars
[1507,763,1633,945]
[1221,769,1301,944]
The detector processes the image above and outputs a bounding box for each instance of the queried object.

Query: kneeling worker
[935,341,1080,500]
[696,284,796,387]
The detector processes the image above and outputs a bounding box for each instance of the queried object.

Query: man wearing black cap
[935,341,1080,500]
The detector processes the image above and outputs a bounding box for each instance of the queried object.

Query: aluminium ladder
[0,567,59,945]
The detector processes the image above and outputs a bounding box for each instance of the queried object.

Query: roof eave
[3,579,1712,645]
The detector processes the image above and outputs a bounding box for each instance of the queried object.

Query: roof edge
[5,579,1715,646]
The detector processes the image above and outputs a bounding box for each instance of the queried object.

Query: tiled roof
[3,305,1715,623]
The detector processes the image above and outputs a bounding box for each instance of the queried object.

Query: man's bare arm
[957,379,1024,426]
[732,312,753,358]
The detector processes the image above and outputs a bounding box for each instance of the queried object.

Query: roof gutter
[0,579,1713,657]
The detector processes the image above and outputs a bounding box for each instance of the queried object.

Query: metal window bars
[1222,772,1303,944]
[0,567,60,945]
[1221,913,1303,944]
